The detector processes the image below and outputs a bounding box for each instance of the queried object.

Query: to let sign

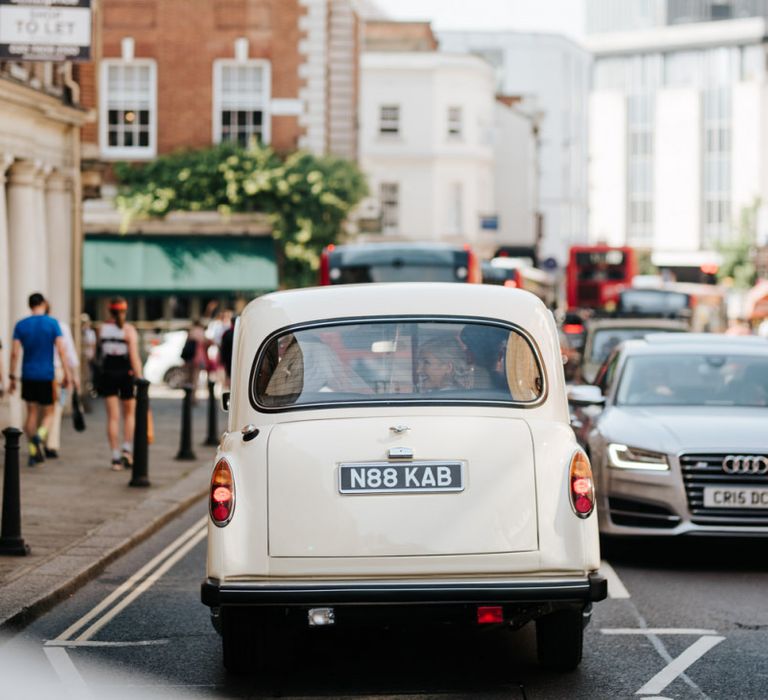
[0,0,91,62]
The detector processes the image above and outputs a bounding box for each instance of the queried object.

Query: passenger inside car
[416,338,470,392]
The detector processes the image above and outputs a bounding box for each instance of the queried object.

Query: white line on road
[636,635,725,696]
[602,628,718,635]
[75,527,207,641]
[45,639,170,648]
[54,516,207,642]
[601,560,631,599]
[43,647,93,699]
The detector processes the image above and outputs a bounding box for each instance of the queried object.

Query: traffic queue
[204,238,768,675]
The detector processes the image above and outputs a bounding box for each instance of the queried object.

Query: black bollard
[0,428,30,555]
[130,379,151,487]
[203,380,219,446]
[175,384,197,461]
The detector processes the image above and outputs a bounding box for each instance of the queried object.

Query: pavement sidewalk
[0,388,221,631]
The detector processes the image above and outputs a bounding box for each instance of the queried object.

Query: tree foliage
[114,142,368,287]
[717,201,759,290]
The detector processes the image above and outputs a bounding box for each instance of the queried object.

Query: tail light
[464,244,482,284]
[569,451,595,519]
[210,458,235,526]
[319,248,331,285]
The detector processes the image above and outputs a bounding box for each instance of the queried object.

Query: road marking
[43,647,93,699]
[54,516,207,642]
[602,628,718,635]
[601,560,631,599]
[74,527,207,641]
[636,635,725,696]
[45,639,170,648]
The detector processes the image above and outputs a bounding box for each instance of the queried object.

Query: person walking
[8,293,72,466]
[0,338,6,399]
[98,297,143,471]
[46,304,80,458]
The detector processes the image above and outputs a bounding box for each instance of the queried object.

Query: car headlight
[607,443,669,471]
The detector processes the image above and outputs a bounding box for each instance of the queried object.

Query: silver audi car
[570,334,768,537]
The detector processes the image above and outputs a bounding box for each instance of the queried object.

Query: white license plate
[339,461,464,494]
[703,486,768,509]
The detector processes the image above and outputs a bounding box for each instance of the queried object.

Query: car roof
[586,318,689,331]
[331,242,465,253]
[620,333,768,355]
[246,282,546,318]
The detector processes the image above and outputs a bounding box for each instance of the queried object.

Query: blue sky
[372,0,586,41]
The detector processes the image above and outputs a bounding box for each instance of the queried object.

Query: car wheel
[163,366,186,389]
[536,609,584,671]
[222,608,265,674]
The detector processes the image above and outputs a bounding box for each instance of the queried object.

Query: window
[252,320,544,409]
[100,60,157,159]
[447,106,463,138]
[380,182,399,233]
[213,60,271,146]
[379,105,400,135]
[617,354,768,407]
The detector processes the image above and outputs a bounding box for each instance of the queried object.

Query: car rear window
[252,320,544,408]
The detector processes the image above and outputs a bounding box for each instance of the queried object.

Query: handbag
[72,389,86,432]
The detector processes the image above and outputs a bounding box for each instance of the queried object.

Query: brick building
[77,0,360,322]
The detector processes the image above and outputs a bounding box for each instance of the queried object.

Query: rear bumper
[201,573,607,608]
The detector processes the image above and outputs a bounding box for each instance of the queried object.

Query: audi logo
[722,455,768,475]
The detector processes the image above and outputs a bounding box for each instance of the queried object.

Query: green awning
[84,235,278,294]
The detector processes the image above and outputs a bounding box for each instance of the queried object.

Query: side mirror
[221,391,231,412]
[567,385,605,408]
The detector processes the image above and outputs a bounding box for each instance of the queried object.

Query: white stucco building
[359,51,498,251]
[439,31,592,265]
[586,0,768,276]
[0,63,87,430]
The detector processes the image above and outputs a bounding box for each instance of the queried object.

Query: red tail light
[563,323,584,335]
[319,249,331,285]
[210,458,235,526]
[464,245,482,284]
[569,451,595,518]
[477,606,504,624]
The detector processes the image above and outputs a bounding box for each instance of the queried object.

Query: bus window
[567,246,637,311]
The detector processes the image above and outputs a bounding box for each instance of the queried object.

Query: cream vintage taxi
[201,283,606,673]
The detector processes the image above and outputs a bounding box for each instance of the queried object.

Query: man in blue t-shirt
[9,293,72,466]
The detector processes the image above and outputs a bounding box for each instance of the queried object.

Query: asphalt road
[3,502,768,699]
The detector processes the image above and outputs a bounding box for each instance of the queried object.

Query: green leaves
[114,142,368,287]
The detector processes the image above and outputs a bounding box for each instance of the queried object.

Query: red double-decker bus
[566,246,637,311]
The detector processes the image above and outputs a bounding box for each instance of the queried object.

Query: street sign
[0,0,91,62]
[542,257,558,271]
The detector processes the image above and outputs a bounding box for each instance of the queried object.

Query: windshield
[618,289,690,316]
[616,354,768,407]
[253,320,544,408]
[330,248,469,283]
[588,327,684,365]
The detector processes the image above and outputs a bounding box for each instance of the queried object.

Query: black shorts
[98,371,135,400]
[21,379,55,406]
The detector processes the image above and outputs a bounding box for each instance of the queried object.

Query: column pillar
[6,160,43,333]
[45,170,73,325]
[0,155,14,430]
[34,164,52,299]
